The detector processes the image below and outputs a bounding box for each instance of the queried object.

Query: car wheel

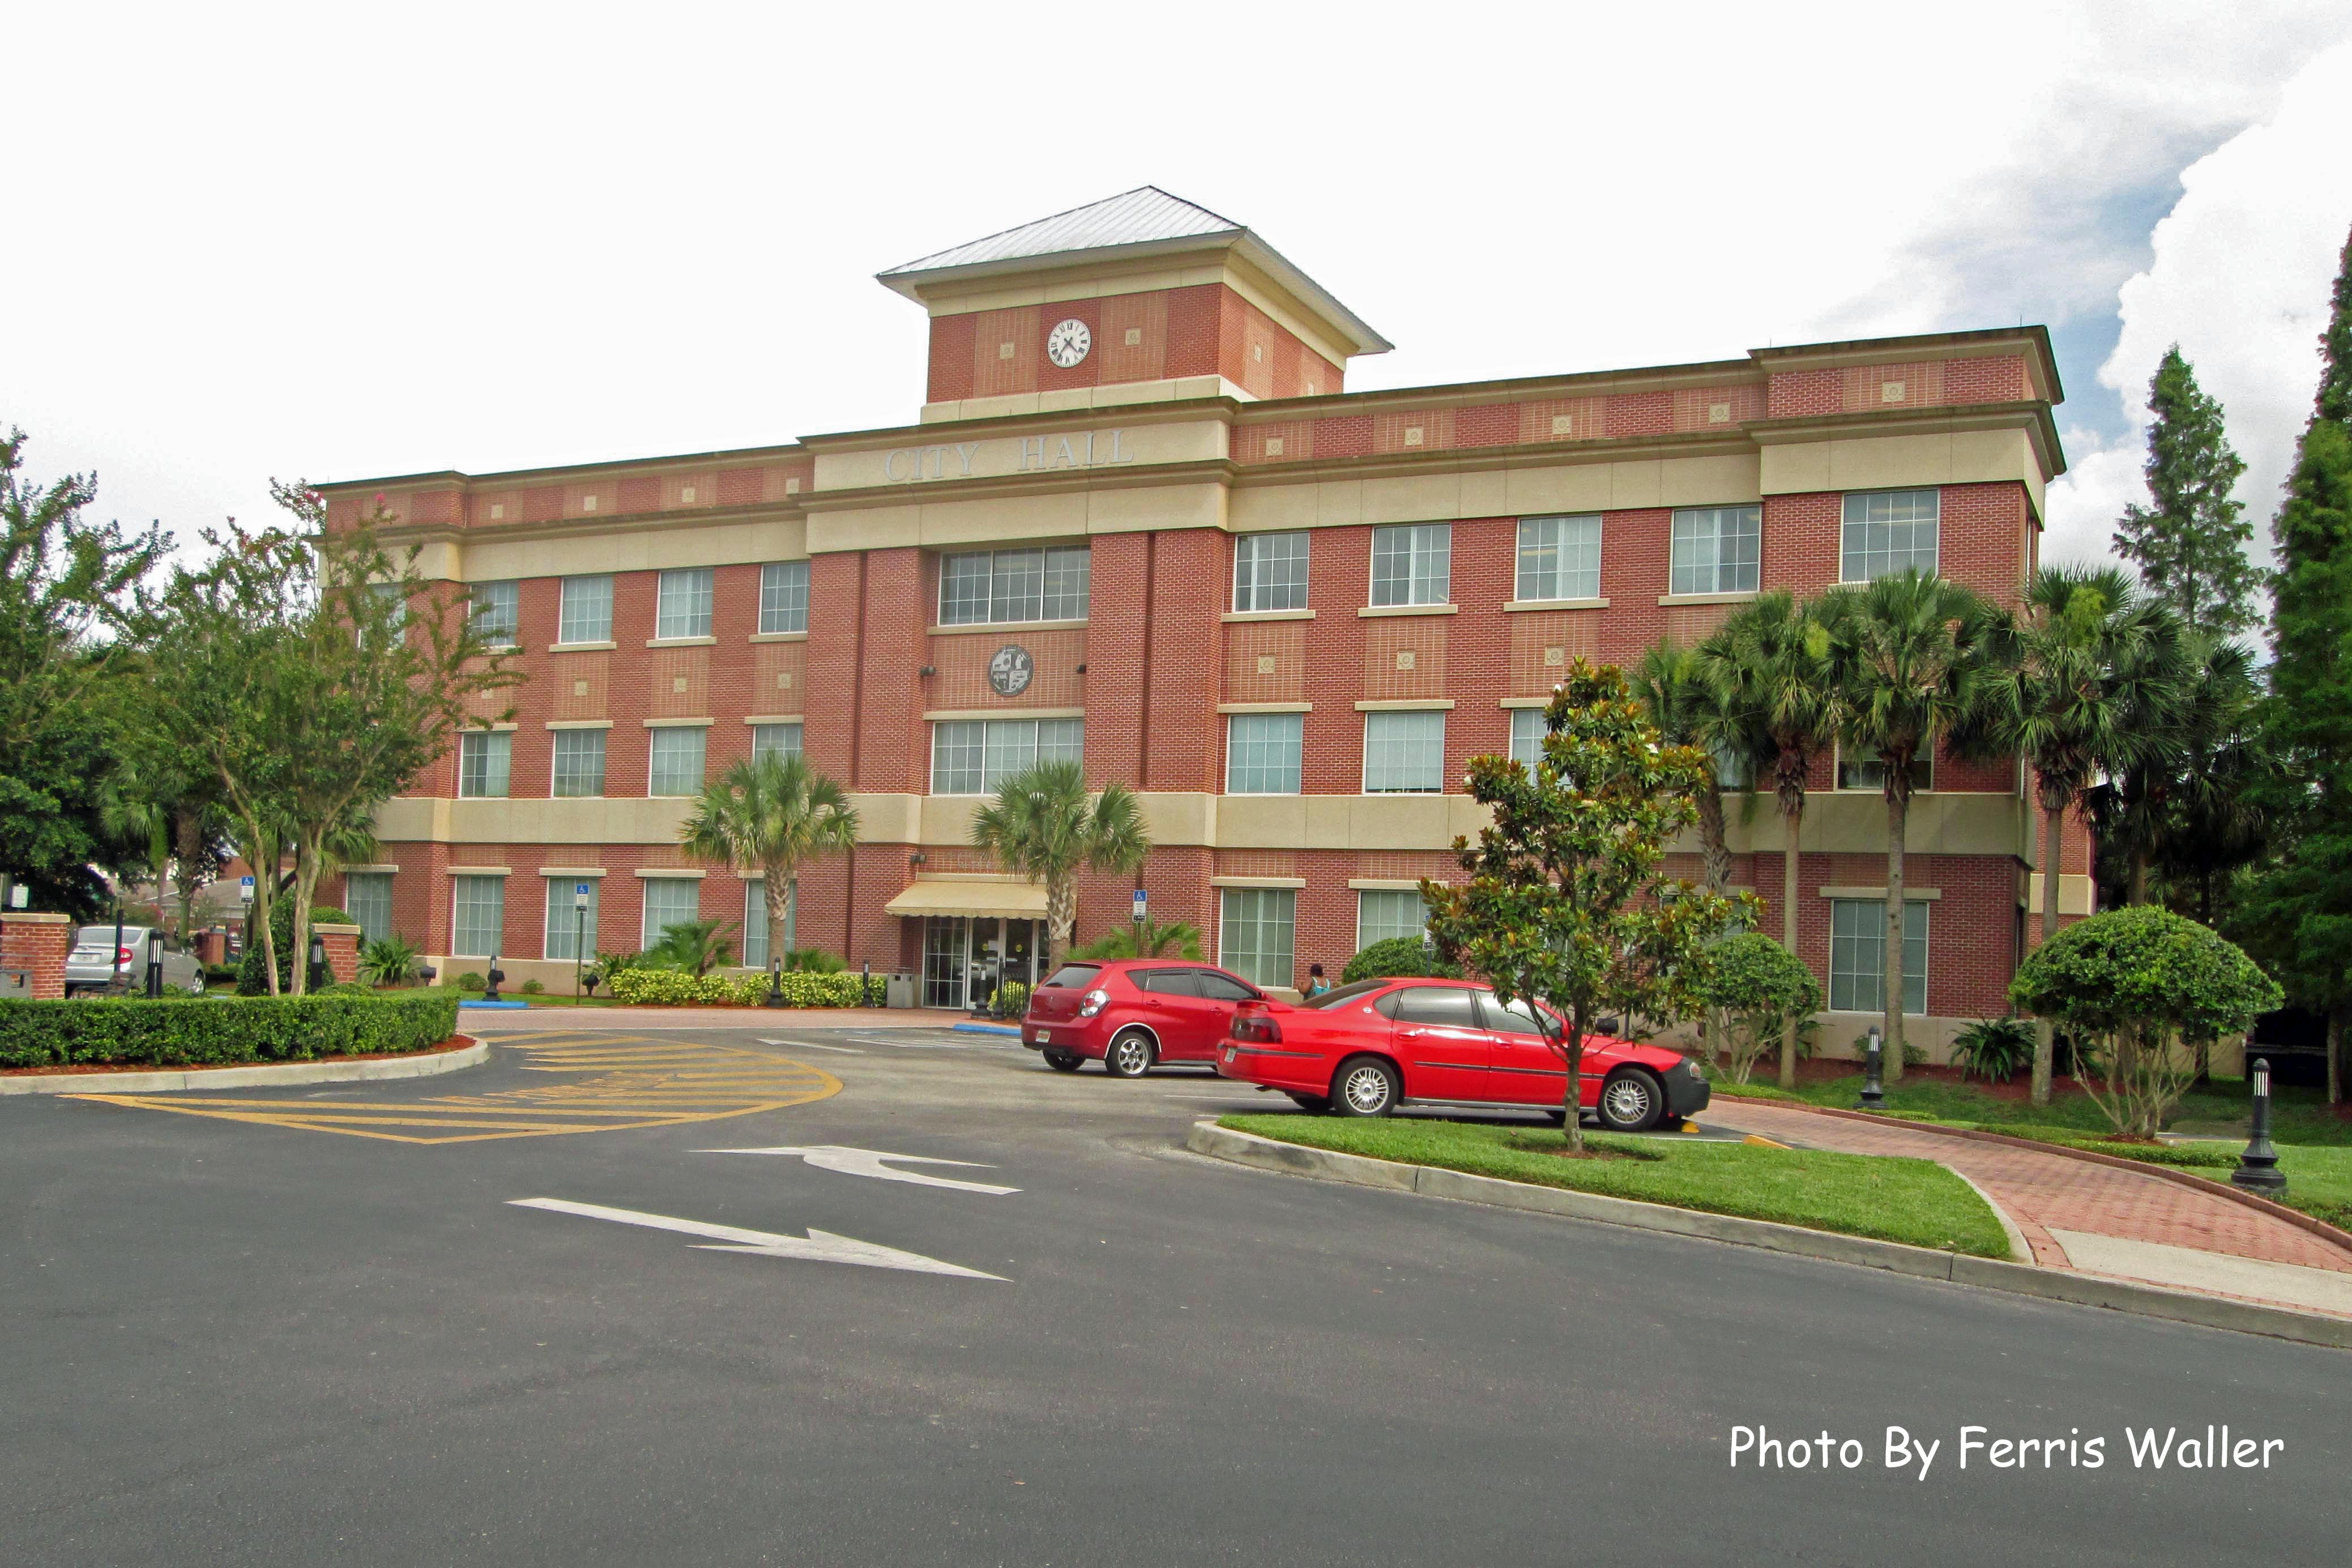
[1043,1049,1082,1073]
[1104,1029,1156,1079]
[1330,1056,1399,1118]
[1285,1092,1330,1112]
[187,976,205,996]
[1597,1068,1665,1132]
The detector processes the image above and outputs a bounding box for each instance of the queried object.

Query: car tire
[1104,1029,1156,1079]
[1043,1049,1082,1073]
[1597,1068,1666,1133]
[1285,1092,1330,1112]
[1329,1056,1400,1118]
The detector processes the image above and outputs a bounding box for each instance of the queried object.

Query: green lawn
[1219,1113,2011,1259]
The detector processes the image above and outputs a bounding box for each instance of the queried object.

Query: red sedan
[1021,958,1270,1076]
[1216,976,1710,1129]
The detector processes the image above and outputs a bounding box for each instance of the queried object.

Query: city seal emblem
[988,644,1034,697]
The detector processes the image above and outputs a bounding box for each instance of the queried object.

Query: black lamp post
[483,950,504,1003]
[144,929,165,999]
[2231,1057,2287,1194]
[308,932,327,993]
[1855,1025,1888,1110]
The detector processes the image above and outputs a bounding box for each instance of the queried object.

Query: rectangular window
[937,546,1090,625]
[1363,710,1445,794]
[1226,712,1303,794]
[1233,532,1310,612]
[1515,515,1602,602]
[741,879,792,970]
[1670,505,1762,595]
[1841,489,1940,582]
[1715,744,1754,790]
[1369,523,1451,607]
[759,561,809,634]
[751,723,804,764]
[1828,898,1929,1016]
[929,718,1083,795]
[648,728,707,797]
[544,878,599,962]
[558,574,613,644]
[469,580,519,646]
[1836,753,1935,793]
[1219,887,1296,990]
[344,872,393,946]
[640,878,702,951]
[1509,708,1548,770]
[457,730,511,799]
[550,729,607,798]
[368,581,408,640]
[451,875,505,958]
[1356,889,1428,951]
[656,567,714,639]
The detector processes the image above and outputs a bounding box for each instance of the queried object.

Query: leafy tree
[1338,935,1462,986]
[1074,918,1203,962]
[645,917,739,977]
[968,758,1149,975]
[1977,565,2185,1104]
[1630,639,1746,892]
[678,751,858,992]
[1820,570,1999,1079]
[1694,934,1820,1084]
[2010,906,2279,1138]
[1706,589,1839,1088]
[1422,660,1752,1151]
[2148,638,2268,927]
[2113,347,2262,642]
[236,903,354,994]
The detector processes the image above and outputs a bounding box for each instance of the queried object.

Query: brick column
[313,924,364,985]
[1,913,74,999]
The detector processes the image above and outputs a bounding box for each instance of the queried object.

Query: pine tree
[2114,347,2262,642]
[2319,225,2352,426]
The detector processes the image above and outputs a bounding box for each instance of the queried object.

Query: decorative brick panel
[647,647,711,717]
[1223,621,1309,704]
[1361,620,1449,699]
[749,642,805,708]
[1097,291,1169,386]
[1509,610,1602,694]
[549,650,609,720]
[928,627,1087,711]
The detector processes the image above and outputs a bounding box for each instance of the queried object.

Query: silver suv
[63,927,207,996]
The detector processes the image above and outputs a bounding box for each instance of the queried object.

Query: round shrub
[1695,934,1820,1083]
[455,972,486,993]
[1341,937,1462,986]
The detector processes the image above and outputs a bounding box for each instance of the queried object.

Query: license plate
[1223,1048,1236,1063]
[1036,1029,1050,1043]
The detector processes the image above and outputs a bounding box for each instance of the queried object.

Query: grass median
[1219,1112,2012,1259]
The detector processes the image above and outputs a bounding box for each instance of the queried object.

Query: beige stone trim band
[748,631,808,644]
[1358,603,1458,619]
[645,635,718,648]
[540,867,608,878]
[1221,608,1316,623]
[1504,597,1609,613]
[1219,702,1311,715]
[546,719,614,730]
[1356,699,1454,711]
[1499,697,1553,709]
[643,717,715,728]
[1210,875,1307,889]
[447,865,511,876]
[1657,591,1760,607]
[1347,878,1428,891]
[548,640,616,652]
[744,714,805,726]
[922,707,1086,721]
[1820,885,1941,900]
[634,868,707,880]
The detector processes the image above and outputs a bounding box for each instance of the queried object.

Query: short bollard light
[2231,1057,2287,1194]
[765,953,786,1009]
[307,932,328,993]
[145,929,165,999]
[484,952,504,1003]
[1856,1026,1888,1110]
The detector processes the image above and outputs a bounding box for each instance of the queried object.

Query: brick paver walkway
[1700,1101,2352,1288]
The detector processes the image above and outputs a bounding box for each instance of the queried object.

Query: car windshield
[1295,978,1390,1010]
[1041,964,1100,989]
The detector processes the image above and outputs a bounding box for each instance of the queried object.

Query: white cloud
[2044,41,2352,567]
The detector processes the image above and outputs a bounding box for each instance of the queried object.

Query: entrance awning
[883,880,1049,920]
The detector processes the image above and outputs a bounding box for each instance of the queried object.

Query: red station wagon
[1022,959,1269,1076]
[1217,976,1710,1129]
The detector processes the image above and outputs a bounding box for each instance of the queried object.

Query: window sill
[1358,603,1458,618]
[749,631,808,643]
[634,868,707,879]
[1355,699,1454,711]
[1502,597,1608,613]
[1218,701,1311,714]
[643,717,715,727]
[928,618,1088,636]
[1656,591,1759,607]
[549,794,609,801]
[744,713,805,726]
[646,635,718,648]
[545,719,614,729]
[1359,789,1447,797]
[922,706,1085,722]
[1221,608,1316,623]
[1819,886,1942,900]
[548,641,616,653]
[1210,875,1307,889]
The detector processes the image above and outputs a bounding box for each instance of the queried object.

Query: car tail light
[116,947,135,966]
[1078,988,1110,1018]
[1231,1011,1282,1044]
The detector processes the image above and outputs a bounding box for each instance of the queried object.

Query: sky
[7,3,2351,580]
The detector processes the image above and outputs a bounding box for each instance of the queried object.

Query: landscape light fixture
[2231,1057,2287,1194]
[1855,1027,1887,1110]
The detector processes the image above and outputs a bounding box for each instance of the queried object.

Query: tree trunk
[1884,784,1907,1082]
[287,844,325,998]
[1778,794,1804,1090]
[765,872,791,980]
[1696,786,1731,894]
[1045,877,1076,976]
[2331,1005,2345,1108]
[2127,851,2149,907]
[2031,800,2061,1108]
[1561,1014,1586,1153]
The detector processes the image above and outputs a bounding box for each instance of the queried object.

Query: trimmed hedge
[606,969,874,1007]
[0,990,462,1070]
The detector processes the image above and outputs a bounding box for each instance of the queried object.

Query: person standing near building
[1305,964,1331,997]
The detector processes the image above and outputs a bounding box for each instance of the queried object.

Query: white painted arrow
[508,1198,1005,1279]
[698,1144,1020,1195]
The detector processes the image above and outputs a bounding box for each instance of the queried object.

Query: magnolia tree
[2009,905,2280,1139]
[1423,660,1754,1151]
[1696,934,1821,1084]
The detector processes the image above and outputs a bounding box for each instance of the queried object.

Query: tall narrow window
[1363,710,1445,794]
[759,561,809,634]
[1369,524,1451,607]
[1828,898,1929,1015]
[451,875,505,958]
[469,580,519,646]
[1515,516,1602,602]
[1233,532,1311,612]
[1226,712,1303,794]
[550,729,607,798]
[457,731,511,798]
[1669,506,1761,595]
[937,546,1090,624]
[655,567,714,639]
[640,878,702,950]
[344,872,393,946]
[1220,887,1296,990]
[751,723,803,764]
[544,878,599,961]
[558,575,613,644]
[1356,889,1428,950]
[648,728,707,797]
[1841,490,1940,581]
[1508,708,1548,770]
[742,879,793,969]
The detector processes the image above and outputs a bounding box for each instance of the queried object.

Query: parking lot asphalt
[5,1023,2345,1567]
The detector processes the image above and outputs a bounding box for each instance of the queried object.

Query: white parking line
[759,1038,862,1054]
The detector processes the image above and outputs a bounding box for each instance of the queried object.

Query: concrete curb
[3,1036,490,1096]
[1185,1120,2352,1352]
[1713,1095,2352,1260]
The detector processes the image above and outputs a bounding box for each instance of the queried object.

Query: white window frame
[750,723,804,764]
[451,874,506,959]
[1508,708,1548,770]
[928,718,1083,796]
[1840,489,1941,583]
[759,561,809,635]
[344,871,394,946]
[1834,749,1934,793]
[1368,523,1452,608]
[1233,532,1310,612]
[1355,888,1428,951]
[544,877,599,962]
[1219,887,1296,991]
[647,727,707,798]
[1224,712,1303,794]
[468,580,519,647]
[640,877,703,951]
[457,730,512,799]
[1669,505,1761,595]
[558,575,613,644]
[1828,898,1929,1016]
[937,546,1090,625]
[742,878,793,969]
[550,728,607,798]
[655,567,714,640]
[1514,515,1602,602]
[1362,710,1446,795]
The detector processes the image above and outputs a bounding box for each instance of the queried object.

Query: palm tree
[1630,639,1746,892]
[679,753,859,997]
[968,758,1150,975]
[1074,918,1204,961]
[1978,565,2187,1104]
[1705,590,1840,1088]
[647,917,739,976]
[1821,569,2001,1079]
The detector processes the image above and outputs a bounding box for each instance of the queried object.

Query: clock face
[1045,318,1092,369]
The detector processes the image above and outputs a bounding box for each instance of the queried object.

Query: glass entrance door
[919,916,1044,1011]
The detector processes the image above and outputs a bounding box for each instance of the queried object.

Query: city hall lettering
[881,428,1138,483]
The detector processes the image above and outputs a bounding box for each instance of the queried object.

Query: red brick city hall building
[321,187,2084,1054]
